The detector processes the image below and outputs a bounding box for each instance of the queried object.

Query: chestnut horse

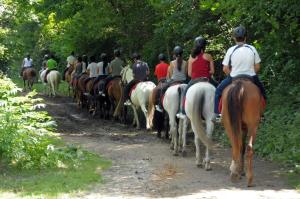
[107,77,123,119]
[222,78,265,187]
[64,64,75,95]
[22,68,36,91]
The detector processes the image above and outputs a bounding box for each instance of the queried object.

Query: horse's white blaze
[185,82,215,169]
[163,84,187,155]
[130,81,156,129]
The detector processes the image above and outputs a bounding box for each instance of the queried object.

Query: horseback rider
[154,53,169,82]
[123,52,150,106]
[97,53,109,75]
[98,49,125,96]
[44,54,58,83]
[20,53,33,77]
[82,54,88,73]
[63,51,76,80]
[155,46,188,112]
[213,25,267,122]
[176,36,216,119]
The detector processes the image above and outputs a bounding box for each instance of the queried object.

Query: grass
[12,76,70,96]
[0,152,111,197]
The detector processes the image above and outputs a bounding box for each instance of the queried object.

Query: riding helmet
[114,49,121,57]
[132,52,141,60]
[173,46,183,56]
[158,53,166,61]
[194,36,207,47]
[100,53,107,60]
[233,25,247,38]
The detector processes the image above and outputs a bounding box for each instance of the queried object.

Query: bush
[0,74,82,169]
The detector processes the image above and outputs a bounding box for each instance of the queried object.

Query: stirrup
[176,113,186,119]
[155,105,163,112]
[124,100,132,106]
[212,114,222,123]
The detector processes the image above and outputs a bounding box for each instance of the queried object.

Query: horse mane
[227,80,245,135]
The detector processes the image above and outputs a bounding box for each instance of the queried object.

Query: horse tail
[30,69,36,77]
[227,81,244,136]
[113,80,123,118]
[191,92,213,149]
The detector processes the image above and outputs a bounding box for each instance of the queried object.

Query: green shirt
[47,59,57,70]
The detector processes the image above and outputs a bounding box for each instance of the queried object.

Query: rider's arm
[254,63,260,73]
[206,54,215,75]
[167,62,173,79]
[187,56,194,78]
[108,65,112,74]
[223,65,230,75]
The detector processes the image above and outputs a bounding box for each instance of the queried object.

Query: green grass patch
[0,151,111,197]
[12,76,70,96]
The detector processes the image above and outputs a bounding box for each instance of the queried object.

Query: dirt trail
[44,95,299,199]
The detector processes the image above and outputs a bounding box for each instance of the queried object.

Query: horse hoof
[157,132,161,138]
[205,166,212,171]
[170,145,174,150]
[196,163,203,168]
[241,171,246,176]
[181,150,187,157]
[230,173,240,183]
[173,151,179,156]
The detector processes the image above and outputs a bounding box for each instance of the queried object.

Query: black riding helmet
[194,36,207,48]
[158,53,166,61]
[100,53,107,60]
[114,49,121,57]
[173,46,183,56]
[233,25,246,38]
[132,52,141,60]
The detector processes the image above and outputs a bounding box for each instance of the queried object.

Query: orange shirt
[154,62,169,81]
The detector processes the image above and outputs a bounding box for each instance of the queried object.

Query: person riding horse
[213,25,267,122]
[155,46,188,112]
[62,51,76,80]
[123,52,150,106]
[98,49,125,96]
[176,36,217,119]
[20,54,33,77]
[154,53,169,82]
[44,54,58,83]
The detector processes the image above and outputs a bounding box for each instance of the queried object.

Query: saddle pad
[129,82,140,97]
[218,97,266,113]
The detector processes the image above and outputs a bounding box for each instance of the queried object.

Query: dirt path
[44,95,299,199]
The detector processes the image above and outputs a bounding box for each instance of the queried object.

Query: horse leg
[239,129,247,176]
[23,79,26,91]
[246,127,257,187]
[181,117,188,157]
[140,104,150,130]
[169,117,178,156]
[132,105,140,129]
[203,119,214,171]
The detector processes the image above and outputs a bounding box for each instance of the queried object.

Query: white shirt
[97,62,104,75]
[222,44,260,77]
[66,55,76,68]
[23,58,33,67]
[87,62,99,77]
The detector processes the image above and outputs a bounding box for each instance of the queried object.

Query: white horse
[121,66,156,129]
[163,84,188,156]
[40,69,61,96]
[183,82,215,170]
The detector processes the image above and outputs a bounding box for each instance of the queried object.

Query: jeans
[214,75,266,114]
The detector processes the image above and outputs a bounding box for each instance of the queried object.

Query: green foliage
[0,152,111,196]
[0,74,83,169]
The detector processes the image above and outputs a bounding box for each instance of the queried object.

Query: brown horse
[107,78,123,120]
[22,67,36,91]
[221,78,265,187]
[64,64,75,95]
[75,73,89,107]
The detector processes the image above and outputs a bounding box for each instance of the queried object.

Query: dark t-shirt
[132,60,149,81]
